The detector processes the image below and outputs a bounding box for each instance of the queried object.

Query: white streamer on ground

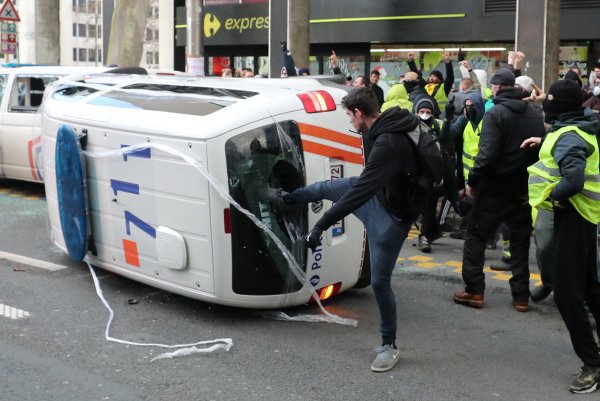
[83,143,357,327]
[85,258,233,362]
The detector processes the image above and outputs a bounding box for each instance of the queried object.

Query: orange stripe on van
[301,140,364,165]
[298,123,362,149]
[123,239,140,267]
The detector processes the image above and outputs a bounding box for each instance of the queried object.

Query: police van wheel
[353,238,371,288]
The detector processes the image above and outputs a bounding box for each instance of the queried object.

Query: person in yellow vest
[407,51,454,114]
[439,92,485,240]
[452,68,545,312]
[524,79,600,394]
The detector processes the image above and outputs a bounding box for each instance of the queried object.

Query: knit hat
[564,70,583,88]
[489,68,515,86]
[515,75,534,93]
[429,70,443,82]
[542,79,584,118]
[413,96,436,113]
[404,71,419,82]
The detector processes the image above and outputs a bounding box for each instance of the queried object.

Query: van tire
[353,238,371,288]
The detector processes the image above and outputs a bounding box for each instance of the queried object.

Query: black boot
[530,285,552,302]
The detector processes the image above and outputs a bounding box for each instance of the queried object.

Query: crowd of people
[270,50,600,393]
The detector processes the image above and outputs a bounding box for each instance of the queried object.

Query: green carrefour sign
[203,4,269,45]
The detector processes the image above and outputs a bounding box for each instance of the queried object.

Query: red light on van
[297,91,337,113]
[224,208,231,234]
[310,282,342,302]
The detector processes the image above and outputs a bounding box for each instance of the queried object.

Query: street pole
[185,0,202,72]
[268,0,288,78]
[287,0,309,72]
[515,0,561,92]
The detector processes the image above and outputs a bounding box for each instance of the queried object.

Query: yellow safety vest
[462,119,483,180]
[527,125,600,224]
[483,87,493,100]
[425,83,448,112]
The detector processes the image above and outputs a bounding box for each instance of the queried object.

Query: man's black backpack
[404,121,459,213]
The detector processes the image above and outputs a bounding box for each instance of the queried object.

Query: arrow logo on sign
[0,0,20,22]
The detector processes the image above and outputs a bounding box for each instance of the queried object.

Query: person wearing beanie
[407,51,455,114]
[402,70,441,118]
[564,69,583,89]
[453,67,546,313]
[411,95,446,253]
[524,78,600,393]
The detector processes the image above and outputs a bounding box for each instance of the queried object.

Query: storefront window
[559,44,588,81]
[321,55,365,82]
[370,46,512,93]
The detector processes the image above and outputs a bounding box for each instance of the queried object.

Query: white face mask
[418,112,432,120]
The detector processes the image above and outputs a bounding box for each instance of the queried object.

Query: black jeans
[420,189,443,239]
[553,206,600,367]
[461,190,532,300]
[534,208,555,289]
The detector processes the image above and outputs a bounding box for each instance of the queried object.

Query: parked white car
[42,74,371,308]
[0,65,109,182]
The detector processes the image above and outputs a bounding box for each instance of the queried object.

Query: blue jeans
[291,177,411,344]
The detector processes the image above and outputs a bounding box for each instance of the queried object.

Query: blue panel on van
[55,124,89,262]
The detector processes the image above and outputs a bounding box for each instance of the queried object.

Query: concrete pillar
[287,0,309,71]
[186,0,201,57]
[159,0,174,71]
[268,0,288,78]
[515,0,560,92]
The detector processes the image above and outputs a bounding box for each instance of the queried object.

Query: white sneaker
[370,344,400,372]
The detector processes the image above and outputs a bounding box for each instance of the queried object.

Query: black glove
[445,102,455,121]
[306,226,323,252]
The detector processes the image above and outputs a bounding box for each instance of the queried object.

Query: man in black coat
[370,69,385,108]
[452,68,546,312]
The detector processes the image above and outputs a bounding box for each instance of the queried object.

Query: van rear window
[87,83,257,116]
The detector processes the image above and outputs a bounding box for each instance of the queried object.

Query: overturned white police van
[41,74,371,308]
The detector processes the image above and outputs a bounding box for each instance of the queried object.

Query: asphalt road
[1,178,598,401]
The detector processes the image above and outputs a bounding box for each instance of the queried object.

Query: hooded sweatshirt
[314,107,421,230]
[467,87,546,195]
[381,83,413,112]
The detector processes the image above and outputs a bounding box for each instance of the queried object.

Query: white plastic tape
[85,259,233,362]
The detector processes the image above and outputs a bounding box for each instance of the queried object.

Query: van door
[1,74,58,182]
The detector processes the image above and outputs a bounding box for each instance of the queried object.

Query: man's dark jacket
[372,83,385,108]
[467,87,546,196]
[314,107,420,230]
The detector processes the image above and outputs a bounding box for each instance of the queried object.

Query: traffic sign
[0,0,20,22]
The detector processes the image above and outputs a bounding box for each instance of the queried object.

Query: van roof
[45,74,351,140]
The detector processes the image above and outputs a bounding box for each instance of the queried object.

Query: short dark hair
[342,87,380,117]
[370,69,380,77]
[355,75,372,88]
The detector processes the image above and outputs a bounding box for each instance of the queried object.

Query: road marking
[0,251,68,271]
[0,303,30,320]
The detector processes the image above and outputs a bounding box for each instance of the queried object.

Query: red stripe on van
[301,140,364,165]
[298,123,362,149]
